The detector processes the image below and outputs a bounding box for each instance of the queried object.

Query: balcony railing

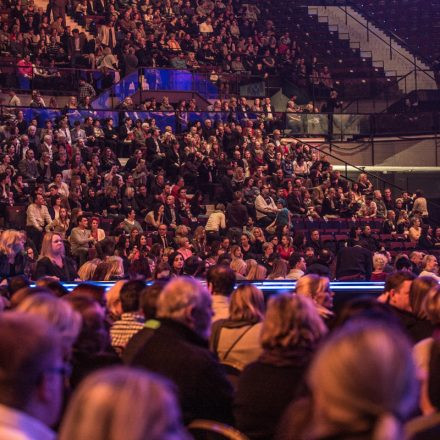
[2,106,439,140]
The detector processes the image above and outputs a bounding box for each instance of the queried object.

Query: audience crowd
[0,267,440,439]
[2,0,336,100]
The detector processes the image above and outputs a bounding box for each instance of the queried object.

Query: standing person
[336,240,372,281]
[69,215,94,267]
[52,0,67,25]
[34,232,77,281]
[0,313,65,439]
[26,193,52,251]
[412,189,428,220]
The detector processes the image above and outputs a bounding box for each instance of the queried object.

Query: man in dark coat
[336,240,373,281]
[128,277,234,424]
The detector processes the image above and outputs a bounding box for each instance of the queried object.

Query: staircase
[33,0,92,39]
[308,5,437,93]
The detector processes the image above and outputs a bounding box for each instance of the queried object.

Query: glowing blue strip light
[53,281,386,293]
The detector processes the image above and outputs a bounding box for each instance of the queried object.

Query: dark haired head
[206,265,236,297]
[120,280,146,313]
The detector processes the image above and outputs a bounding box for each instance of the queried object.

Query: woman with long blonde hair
[0,229,27,280]
[77,258,101,281]
[295,274,334,319]
[234,294,327,439]
[210,285,265,371]
[34,232,78,281]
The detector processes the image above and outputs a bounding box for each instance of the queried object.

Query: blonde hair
[245,259,267,280]
[78,259,101,281]
[308,322,417,440]
[39,232,65,261]
[230,258,247,276]
[59,367,189,440]
[105,256,124,280]
[424,285,440,325]
[267,259,288,279]
[373,253,388,271]
[295,274,332,311]
[17,293,81,356]
[0,230,23,257]
[229,285,265,323]
[261,294,326,350]
[106,280,126,319]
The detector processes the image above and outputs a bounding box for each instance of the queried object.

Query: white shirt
[286,269,304,280]
[0,403,55,440]
[254,194,277,220]
[205,211,226,232]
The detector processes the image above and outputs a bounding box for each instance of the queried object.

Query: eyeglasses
[53,239,63,243]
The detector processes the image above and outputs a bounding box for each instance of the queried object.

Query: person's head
[0,312,64,426]
[409,276,438,320]
[422,254,438,273]
[424,285,440,326]
[105,280,126,319]
[39,232,65,260]
[307,321,417,439]
[157,277,212,339]
[158,224,167,237]
[261,294,326,353]
[395,256,413,271]
[229,285,265,324]
[296,274,334,310]
[17,293,81,359]
[373,253,388,272]
[168,252,184,274]
[119,280,145,314]
[71,283,106,308]
[154,262,171,280]
[410,251,424,268]
[289,253,306,272]
[140,281,167,320]
[384,271,416,312]
[59,367,188,440]
[0,229,25,258]
[206,265,236,297]
[77,215,88,229]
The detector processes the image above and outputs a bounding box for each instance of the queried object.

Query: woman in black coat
[0,230,29,282]
[234,294,326,440]
[34,232,78,281]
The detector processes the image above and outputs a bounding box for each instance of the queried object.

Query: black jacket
[234,357,310,440]
[226,201,249,228]
[34,257,78,281]
[129,319,234,424]
[0,252,28,282]
[336,245,372,280]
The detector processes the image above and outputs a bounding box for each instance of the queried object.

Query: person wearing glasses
[34,232,78,281]
[0,313,66,440]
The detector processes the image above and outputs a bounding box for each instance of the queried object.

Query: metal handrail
[344,0,436,70]
[289,135,440,216]
[334,4,437,83]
